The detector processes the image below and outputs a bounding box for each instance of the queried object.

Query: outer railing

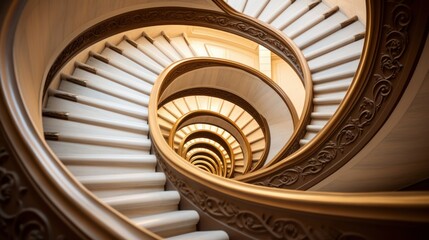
[219,0,429,189]
[149,51,429,239]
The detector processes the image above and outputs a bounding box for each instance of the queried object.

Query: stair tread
[103,191,179,207]
[135,34,173,67]
[303,21,365,56]
[243,0,269,18]
[132,210,199,230]
[166,231,229,240]
[258,0,293,24]
[153,34,182,61]
[100,47,157,83]
[46,96,144,122]
[43,116,147,139]
[271,0,314,30]
[283,2,330,38]
[116,39,164,75]
[295,11,347,49]
[308,39,364,72]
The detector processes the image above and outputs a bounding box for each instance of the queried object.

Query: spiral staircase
[1,0,428,239]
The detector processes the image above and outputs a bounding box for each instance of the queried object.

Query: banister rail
[218,0,429,190]
[149,54,429,240]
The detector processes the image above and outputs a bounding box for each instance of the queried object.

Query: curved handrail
[216,0,429,190]
[149,41,429,240]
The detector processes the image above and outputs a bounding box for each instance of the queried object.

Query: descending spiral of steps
[159,95,267,176]
[41,0,366,238]
[173,123,245,177]
[43,31,230,239]
[227,0,365,146]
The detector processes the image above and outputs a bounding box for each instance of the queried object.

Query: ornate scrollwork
[157,155,364,239]
[255,0,413,188]
[0,146,61,239]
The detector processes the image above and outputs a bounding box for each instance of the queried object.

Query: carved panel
[0,139,83,239]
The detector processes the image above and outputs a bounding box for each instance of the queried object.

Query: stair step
[170,35,195,58]
[78,58,153,95]
[169,34,194,58]
[92,49,157,85]
[303,20,365,58]
[313,96,343,104]
[57,79,142,110]
[308,39,364,73]
[243,0,270,18]
[56,154,157,166]
[153,32,182,61]
[312,59,360,83]
[113,40,164,75]
[135,32,173,67]
[67,165,155,178]
[314,79,352,93]
[166,231,229,240]
[44,132,151,150]
[72,65,150,105]
[311,112,334,119]
[77,172,166,189]
[104,191,180,219]
[294,12,348,49]
[84,54,155,95]
[299,138,310,145]
[43,110,149,133]
[49,89,148,119]
[228,0,246,12]
[306,124,323,132]
[258,0,293,24]
[46,94,144,123]
[132,210,199,237]
[284,3,332,39]
[271,0,316,30]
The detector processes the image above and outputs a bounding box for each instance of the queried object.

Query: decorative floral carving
[0,146,53,239]
[256,0,413,188]
[157,156,364,239]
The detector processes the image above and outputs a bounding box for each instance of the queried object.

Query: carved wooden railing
[149,48,429,240]
[224,0,429,190]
